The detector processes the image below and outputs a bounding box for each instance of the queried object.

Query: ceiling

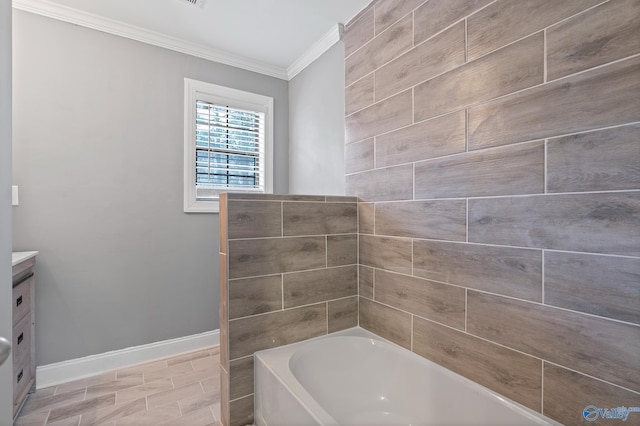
[13,0,371,79]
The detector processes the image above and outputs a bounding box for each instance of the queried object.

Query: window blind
[194,101,265,200]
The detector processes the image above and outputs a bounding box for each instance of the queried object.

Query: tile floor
[15,347,222,426]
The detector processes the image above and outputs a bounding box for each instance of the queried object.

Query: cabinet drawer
[12,314,31,366]
[12,274,32,325]
[13,355,32,416]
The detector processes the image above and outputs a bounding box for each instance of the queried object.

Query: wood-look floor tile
[211,402,221,422]
[167,349,213,367]
[16,347,222,426]
[20,388,86,416]
[115,378,173,404]
[116,360,168,378]
[29,386,57,400]
[47,394,116,424]
[143,360,194,384]
[85,374,143,399]
[14,410,48,426]
[78,397,146,426]
[114,402,182,426]
[55,372,116,395]
[170,363,219,389]
[192,354,219,372]
[47,416,81,426]
[146,381,204,410]
[202,375,221,396]
[158,406,217,426]
[178,390,221,416]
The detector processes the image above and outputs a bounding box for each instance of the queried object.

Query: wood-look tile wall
[219,193,358,426]
[344,0,640,424]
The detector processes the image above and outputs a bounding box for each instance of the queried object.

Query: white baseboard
[36,330,219,389]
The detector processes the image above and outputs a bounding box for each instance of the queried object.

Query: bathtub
[254,327,560,426]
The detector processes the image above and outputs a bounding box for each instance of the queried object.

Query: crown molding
[287,24,343,80]
[12,0,289,80]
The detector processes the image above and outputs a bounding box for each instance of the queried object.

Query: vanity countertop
[12,251,39,266]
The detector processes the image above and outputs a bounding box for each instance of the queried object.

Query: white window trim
[184,78,274,213]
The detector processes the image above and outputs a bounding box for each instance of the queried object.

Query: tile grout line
[465,288,468,333]
[541,250,545,304]
[543,29,547,83]
[541,361,545,414]
[464,18,468,63]
[544,139,548,193]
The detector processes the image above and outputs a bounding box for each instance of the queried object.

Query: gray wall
[288,43,345,195]
[0,2,13,424]
[12,10,289,365]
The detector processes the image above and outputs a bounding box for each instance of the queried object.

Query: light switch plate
[11,185,18,206]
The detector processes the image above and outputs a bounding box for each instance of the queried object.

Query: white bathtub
[254,327,560,426]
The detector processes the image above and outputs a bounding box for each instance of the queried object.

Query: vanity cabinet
[11,252,37,419]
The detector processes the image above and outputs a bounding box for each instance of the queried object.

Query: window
[184,79,273,213]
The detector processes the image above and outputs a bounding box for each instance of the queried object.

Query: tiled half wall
[344,0,640,425]
[219,194,358,426]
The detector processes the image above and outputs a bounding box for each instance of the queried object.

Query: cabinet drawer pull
[16,296,23,307]
[17,369,23,383]
[17,333,24,345]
